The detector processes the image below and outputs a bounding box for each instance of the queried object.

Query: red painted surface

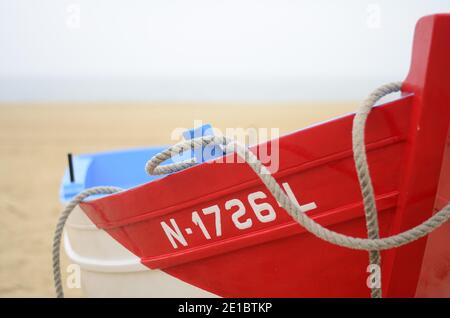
[80,14,450,297]
[415,129,450,297]
[383,14,450,298]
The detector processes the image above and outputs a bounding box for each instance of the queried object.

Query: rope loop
[145,135,231,175]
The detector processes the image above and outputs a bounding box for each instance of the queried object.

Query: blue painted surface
[59,124,224,204]
[59,146,191,203]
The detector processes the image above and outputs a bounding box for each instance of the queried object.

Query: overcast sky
[1,0,449,102]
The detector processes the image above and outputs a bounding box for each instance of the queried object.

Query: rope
[52,186,123,298]
[352,81,403,297]
[53,82,450,298]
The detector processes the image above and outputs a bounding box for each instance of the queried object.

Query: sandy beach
[0,102,356,297]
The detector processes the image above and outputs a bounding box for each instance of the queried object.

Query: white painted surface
[64,206,217,297]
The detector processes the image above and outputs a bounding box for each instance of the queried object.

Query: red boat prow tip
[79,14,450,297]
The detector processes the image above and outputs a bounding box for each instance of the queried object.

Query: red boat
[62,14,450,297]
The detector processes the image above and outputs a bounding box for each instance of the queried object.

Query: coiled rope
[53,82,450,298]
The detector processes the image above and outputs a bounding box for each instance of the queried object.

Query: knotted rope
[53,82,450,298]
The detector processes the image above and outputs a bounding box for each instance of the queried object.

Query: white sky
[1,0,449,102]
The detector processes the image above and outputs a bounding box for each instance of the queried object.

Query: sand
[0,102,356,297]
